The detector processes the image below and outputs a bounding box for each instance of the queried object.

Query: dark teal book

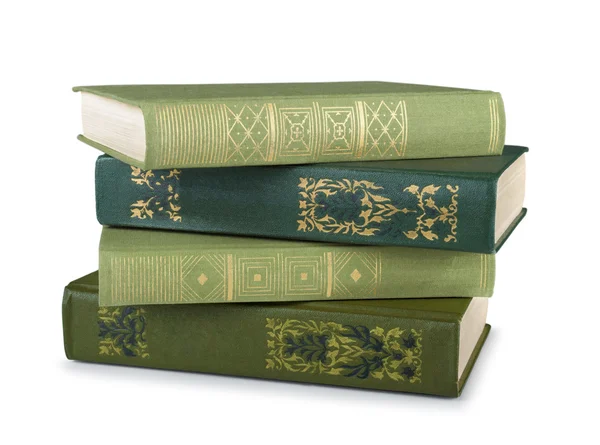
[96,146,527,254]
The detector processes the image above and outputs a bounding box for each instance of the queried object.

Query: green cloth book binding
[96,146,527,254]
[74,82,505,169]
[99,227,495,307]
[63,271,491,397]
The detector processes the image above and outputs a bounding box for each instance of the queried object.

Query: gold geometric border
[283,255,325,296]
[237,257,277,297]
[153,100,409,165]
[332,252,381,299]
[105,251,384,305]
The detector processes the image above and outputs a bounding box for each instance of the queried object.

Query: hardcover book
[74,82,505,169]
[96,146,527,254]
[99,227,495,307]
[63,271,491,397]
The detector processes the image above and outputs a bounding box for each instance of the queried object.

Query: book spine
[139,92,504,168]
[99,228,495,306]
[96,156,498,253]
[63,281,464,396]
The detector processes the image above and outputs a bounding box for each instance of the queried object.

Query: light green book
[99,227,495,306]
[74,82,505,169]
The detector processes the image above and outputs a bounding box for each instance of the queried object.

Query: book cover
[96,146,527,254]
[99,227,495,306]
[74,82,505,169]
[63,272,491,397]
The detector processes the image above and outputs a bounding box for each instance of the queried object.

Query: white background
[2,1,598,443]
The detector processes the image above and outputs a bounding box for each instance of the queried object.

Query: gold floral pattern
[297,177,458,242]
[265,318,422,383]
[403,184,459,243]
[130,167,182,222]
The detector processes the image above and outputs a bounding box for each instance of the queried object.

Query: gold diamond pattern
[226,105,270,162]
[364,101,406,158]
[350,269,362,282]
[197,273,209,286]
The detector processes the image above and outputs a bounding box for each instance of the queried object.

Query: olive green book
[99,227,495,307]
[74,82,505,169]
[63,271,491,397]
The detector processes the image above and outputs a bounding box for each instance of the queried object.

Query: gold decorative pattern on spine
[266,318,422,383]
[403,184,459,243]
[297,178,459,242]
[401,101,409,156]
[332,252,381,298]
[110,256,182,304]
[107,251,384,304]
[488,97,501,154]
[326,252,333,298]
[151,100,408,165]
[361,100,408,158]
[226,254,234,301]
[130,166,182,222]
[155,104,229,166]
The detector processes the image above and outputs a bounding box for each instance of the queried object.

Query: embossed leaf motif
[361,194,373,208]
[421,230,438,241]
[424,218,435,228]
[404,185,420,195]
[422,185,441,195]
[360,228,377,236]
[265,319,422,384]
[129,167,182,222]
[370,193,390,203]
[298,178,309,190]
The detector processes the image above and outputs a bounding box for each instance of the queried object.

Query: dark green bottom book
[63,272,491,397]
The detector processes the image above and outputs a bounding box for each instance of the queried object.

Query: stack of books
[64,82,526,397]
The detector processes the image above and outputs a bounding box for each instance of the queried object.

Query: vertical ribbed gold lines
[400,100,408,156]
[488,97,500,154]
[312,102,323,160]
[267,104,277,162]
[355,101,367,158]
[155,104,228,166]
[110,256,181,305]
[206,104,216,164]
[277,253,284,299]
[326,252,333,298]
[218,104,229,164]
[226,254,234,301]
